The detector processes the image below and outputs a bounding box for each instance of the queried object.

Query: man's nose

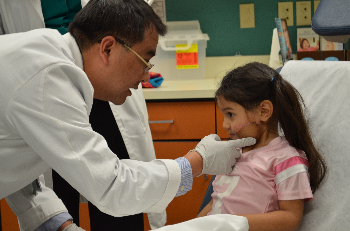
[141,71,149,83]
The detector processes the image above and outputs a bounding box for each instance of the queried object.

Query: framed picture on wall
[320,36,343,51]
[297,28,320,52]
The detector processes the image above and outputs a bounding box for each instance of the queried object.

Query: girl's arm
[238,199,304,231]
[197,199,213,217]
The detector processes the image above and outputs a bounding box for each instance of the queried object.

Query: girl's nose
[222,119,230,130]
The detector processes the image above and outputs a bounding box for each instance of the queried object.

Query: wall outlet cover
[278,2,294,26]
[240,3,255,28]
[296,1,311,26]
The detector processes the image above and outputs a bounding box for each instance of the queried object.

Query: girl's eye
[228,112,234,118]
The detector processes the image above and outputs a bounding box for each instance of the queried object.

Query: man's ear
[259,100,273,122]
[99,36,116,65]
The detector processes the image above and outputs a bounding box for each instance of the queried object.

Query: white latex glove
[193,134,256,176]
[62,223,86,231]
[148,210,167,229]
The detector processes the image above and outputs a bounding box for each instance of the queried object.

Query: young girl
[198,62,327,231]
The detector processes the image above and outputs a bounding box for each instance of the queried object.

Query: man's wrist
[57,220,73,231]
[36,212,73,231]
[184,151,203,176]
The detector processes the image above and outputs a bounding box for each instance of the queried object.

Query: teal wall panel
[165,0,318,57]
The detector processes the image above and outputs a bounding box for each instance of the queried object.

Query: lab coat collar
[62,32,94,95]
[62,33,84,70]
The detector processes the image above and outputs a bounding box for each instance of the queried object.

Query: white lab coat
[0,0,44,34]
[0,26,180,221]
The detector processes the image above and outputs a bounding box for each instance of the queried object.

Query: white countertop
[143,78,221,100]
[143,55,271,100]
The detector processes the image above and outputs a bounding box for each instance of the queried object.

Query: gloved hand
[62,223,86,231]
[148,210,167,230]
[193,134,256,176]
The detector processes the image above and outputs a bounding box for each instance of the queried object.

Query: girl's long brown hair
[215,62,327,192]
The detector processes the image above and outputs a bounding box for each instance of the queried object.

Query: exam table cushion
[280,61,350,231]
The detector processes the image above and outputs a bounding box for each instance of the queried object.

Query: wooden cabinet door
[1,199,19,231]
[152,142,213,226]
[147,101,216,140]
[144,101,216,229]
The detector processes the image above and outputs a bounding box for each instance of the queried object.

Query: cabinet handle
[149,120,174,124]
[204,174,208,180]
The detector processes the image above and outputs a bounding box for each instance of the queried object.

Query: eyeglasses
[114,37,154,73]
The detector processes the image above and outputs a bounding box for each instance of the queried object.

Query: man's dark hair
[68,0,167,51]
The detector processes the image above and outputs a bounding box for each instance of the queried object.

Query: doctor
[1,1,164,230]
[0,0,254,230]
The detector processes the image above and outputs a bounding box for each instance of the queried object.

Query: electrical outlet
[278,2,293,26]
[296,1,311,26]
[314,1,320,13]
[240,3,255,28]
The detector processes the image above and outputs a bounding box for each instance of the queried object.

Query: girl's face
[302,40,310,49]
[217,96,260,140]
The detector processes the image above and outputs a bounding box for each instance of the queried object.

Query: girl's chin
[229,134,239,140]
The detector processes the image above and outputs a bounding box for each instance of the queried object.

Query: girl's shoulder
[238,137,302,166]
[239,137,308,170]
[271,137,309,168]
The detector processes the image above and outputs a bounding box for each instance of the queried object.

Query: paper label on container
[176,44,199,69]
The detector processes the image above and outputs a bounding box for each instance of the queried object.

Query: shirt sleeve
[174,157,193,196]
[275,156,313,201]
[36,213,72,231]
[33,159,192,230]
[33,156,194,230]
[277,172,313,202]
[7,63,180,216]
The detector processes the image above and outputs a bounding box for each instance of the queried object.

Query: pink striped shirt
[209,136,313,215]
